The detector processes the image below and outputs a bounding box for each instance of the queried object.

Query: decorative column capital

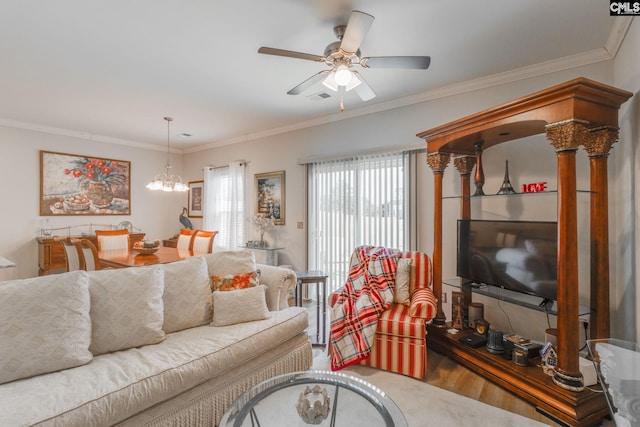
[545,119,590,152]
[427,152,450,173]
[453,155,476,176]
[583,126,619,158]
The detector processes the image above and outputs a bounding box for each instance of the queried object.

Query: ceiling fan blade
[361,56,431,69]
[287,71,330,95]
[352,71,375,101]
[258,47,325,62]
[340,10,374,54]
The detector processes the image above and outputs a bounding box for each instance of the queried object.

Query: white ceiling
[0,1,626,152]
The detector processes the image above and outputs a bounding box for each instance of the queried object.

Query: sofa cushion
[163,256,212,333]
[375,303,426,339]
[0,307,308,426]
[204,249,256,276]
[0,271,92,385]
[211,285,270,326]
[393,258,412,305]
[88,266,165,355]
[211,271,260,291]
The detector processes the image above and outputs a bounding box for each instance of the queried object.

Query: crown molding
[604,16,633,57]
[0,118,181,153]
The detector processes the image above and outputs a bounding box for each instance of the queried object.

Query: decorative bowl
[133,247,159,256]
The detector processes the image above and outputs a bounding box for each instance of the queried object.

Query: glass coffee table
[219,371,407,427]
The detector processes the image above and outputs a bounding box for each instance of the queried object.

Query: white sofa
[0,249,312,426]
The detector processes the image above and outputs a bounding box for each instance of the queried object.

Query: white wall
[612,18,640,342]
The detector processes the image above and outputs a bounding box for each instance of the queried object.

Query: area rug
[312,350,550,426]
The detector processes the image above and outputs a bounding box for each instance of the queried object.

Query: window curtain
[203,162,245,250]
[307,151,413,292]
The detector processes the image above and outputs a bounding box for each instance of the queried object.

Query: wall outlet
[442,292,447,304]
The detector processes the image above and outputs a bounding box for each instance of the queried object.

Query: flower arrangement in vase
[250,214,275,247]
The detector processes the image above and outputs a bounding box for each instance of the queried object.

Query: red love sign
[521,182,548,193]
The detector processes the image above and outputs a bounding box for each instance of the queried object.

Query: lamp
[146,117,189,192]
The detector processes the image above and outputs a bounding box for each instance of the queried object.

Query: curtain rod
[297,143,425,165]
[203,161,248,171]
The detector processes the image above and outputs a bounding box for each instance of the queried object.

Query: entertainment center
[417,78,632,426]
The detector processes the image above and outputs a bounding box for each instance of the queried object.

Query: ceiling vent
[307,91,332,101]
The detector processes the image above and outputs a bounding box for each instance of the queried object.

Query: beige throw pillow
[211,285,270,327]
[0,271,92,385]
[394,258,413,305]
[162,256,212,333]
[204,249,256,277]
[88,266,165,355]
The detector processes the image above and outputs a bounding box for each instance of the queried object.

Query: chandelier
[146,117,189,192]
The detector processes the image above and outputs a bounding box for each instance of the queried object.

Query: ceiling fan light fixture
[345,72,362,91]
[334,64,353,85]
[322,70,339,91]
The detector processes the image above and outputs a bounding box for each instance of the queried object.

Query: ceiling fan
[258,10,430,102]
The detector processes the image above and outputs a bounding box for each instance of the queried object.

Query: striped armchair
[329,251,437,379]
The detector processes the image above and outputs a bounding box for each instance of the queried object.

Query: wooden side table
[295,270,328,346]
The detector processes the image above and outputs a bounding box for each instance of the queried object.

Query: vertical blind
[307,151,411,292]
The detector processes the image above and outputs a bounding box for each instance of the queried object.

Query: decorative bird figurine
[179,207,193,229]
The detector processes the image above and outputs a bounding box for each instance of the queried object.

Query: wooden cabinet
[37,233,145,275]
[418,78,632,426]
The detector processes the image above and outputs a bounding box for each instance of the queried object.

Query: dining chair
[191,230,217,254]
[76,239,101,271]
[176,229,196,251]
[95,229,130,252]
[62,240,84,271]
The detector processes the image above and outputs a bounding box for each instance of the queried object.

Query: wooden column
[454,156,476,220]
[583,126,618,340]
[546,120,588,392]
[454,155,476,326]
[427,152,450,326]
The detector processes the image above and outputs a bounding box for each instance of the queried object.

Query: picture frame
[188,180,204,217]
[40,150,131,216]
[254,170,285,225]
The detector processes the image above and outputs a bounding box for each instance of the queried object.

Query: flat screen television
[457,219,558,303]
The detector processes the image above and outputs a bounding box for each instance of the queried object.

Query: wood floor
[426,348,569,426]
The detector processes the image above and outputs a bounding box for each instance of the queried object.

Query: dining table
[98,246,194,269]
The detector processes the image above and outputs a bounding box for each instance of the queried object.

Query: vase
[86,181,114,208]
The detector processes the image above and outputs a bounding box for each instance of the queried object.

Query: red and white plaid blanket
[329,245,398,371]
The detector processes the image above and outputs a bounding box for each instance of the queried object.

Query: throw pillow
[211,285,270,327]
[203,249,256,277]
[0,271,92,385]
[162,256,213,333]
[211,271,260,291]
[88,266,165,355]
[394,258,412,305]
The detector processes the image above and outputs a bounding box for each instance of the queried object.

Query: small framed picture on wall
[188,181,204,217]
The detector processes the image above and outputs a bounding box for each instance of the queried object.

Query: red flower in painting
[67,157,127,187]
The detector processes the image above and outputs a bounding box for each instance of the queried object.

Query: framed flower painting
[40,151,131,216]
